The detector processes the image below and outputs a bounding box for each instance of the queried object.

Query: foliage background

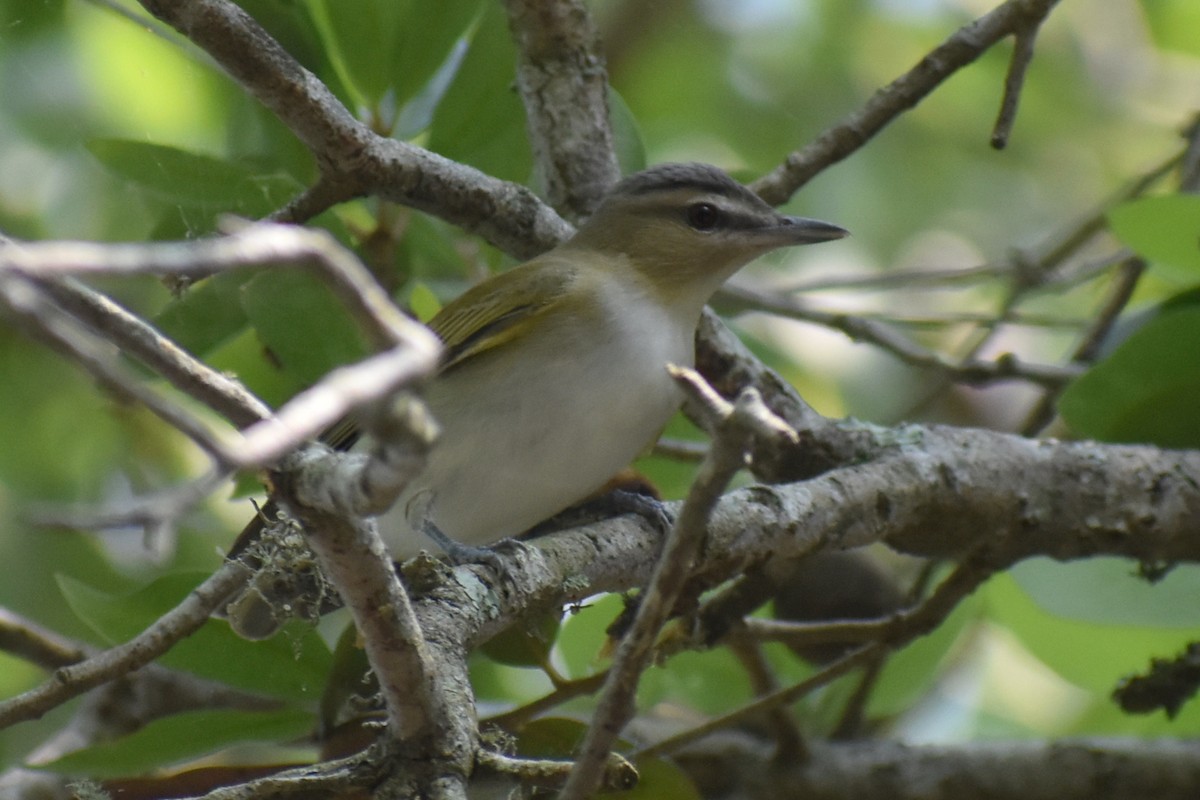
[1,0,1199,784]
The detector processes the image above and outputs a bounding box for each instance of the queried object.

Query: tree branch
[561,370,798,799]
[752,0,1063,205]
[502,0,622,219]
[672,734,1200,800]
[136,0,574,259]
[0,561,250,730]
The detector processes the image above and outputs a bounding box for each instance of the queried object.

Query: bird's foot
[423,523,527,572]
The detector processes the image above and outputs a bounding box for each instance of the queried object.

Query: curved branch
[137,0,574,260]
[752,0,1063,205]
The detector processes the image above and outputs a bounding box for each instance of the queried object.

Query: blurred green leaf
[39,708,313,778]
[1109,195,1200,275]
[1011,558,1200,629]
[1140,0,1200,57]
[612,757,700,800]
[389,0,484,115]
[557,593,622,679]
[868,584,979,718]
[241,270,370,387]
[516,716,590,758]
[57,573,332,701]
[320,620,374,734]
[154,272,251,358]
[1059,306,1200,447]
[0,336,130,499]
[205,326,302,410]
[305,0,408,109]
[407,281,443,323]
[427,4,531,183]
[637,646,751,716]
[986,571,1197,694]
[480,611,561,669]
[609,88,647,175]
[86,139,297,214]
[305,0,481,114]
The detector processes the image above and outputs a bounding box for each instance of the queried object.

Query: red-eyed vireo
[371,162,847,559]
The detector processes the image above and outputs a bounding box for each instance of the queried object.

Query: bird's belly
[377,319,690,558]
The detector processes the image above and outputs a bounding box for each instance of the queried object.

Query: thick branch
[502,0,621,219]
[409,424,1200,667]
[674,734,1200,800]
[136,0,574,259]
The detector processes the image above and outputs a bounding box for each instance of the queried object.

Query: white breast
[376,277,695,559]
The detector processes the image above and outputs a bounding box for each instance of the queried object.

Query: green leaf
[153,272,252,358]
[86,139,297,213]
[427,5,531,183]
[38,708,313,778]
[407,281,443,323]
[556,593,623,679]
[1059,306,1200,447]
[480,611,561,669]
[516,717,590,758]
[1141,0,1200,58]
[241,270,370,387]
[304,0,409,109]
[1011,557,1200,629]
[388,0,484,114]
[868,583,979,717]
[985,571,1198,694]
[305,0,480,115]
[319,620,374,733]
[56,573,332,701]
[609,88,647,175]
[613,757,700,800]
[205,326,302,410]
[1109,194,1200,274]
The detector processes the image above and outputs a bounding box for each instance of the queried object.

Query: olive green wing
[430,256,576,373]
[315,257,572,451]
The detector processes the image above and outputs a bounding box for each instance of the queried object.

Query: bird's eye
[686,202,720,231]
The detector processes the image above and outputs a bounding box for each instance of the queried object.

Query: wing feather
[430,256,577,373]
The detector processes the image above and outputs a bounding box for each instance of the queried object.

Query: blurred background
[1,0,1199,780]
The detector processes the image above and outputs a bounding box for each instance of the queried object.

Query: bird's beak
[776,215,850,244]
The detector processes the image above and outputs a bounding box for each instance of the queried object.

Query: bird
[373,162,846,559]
[233,162,846,564]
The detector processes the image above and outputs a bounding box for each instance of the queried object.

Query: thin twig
[721,283,1081,387]
[651,438,708,462]
[476,750,637,793]
[137,0,574,259]
[768,263,1014,294]
[0,273,236,460]
[0,609,86,670]
[753,0,1063,205]
[1020,256,1147,435]
[636,555,996,760]
[482,672,609,731]
[27,470,230,538]
[0,561,251,730]
[991,15,1041,149]
[559,368,797,800]
[38,277,270,428]
[199,749,385,799]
